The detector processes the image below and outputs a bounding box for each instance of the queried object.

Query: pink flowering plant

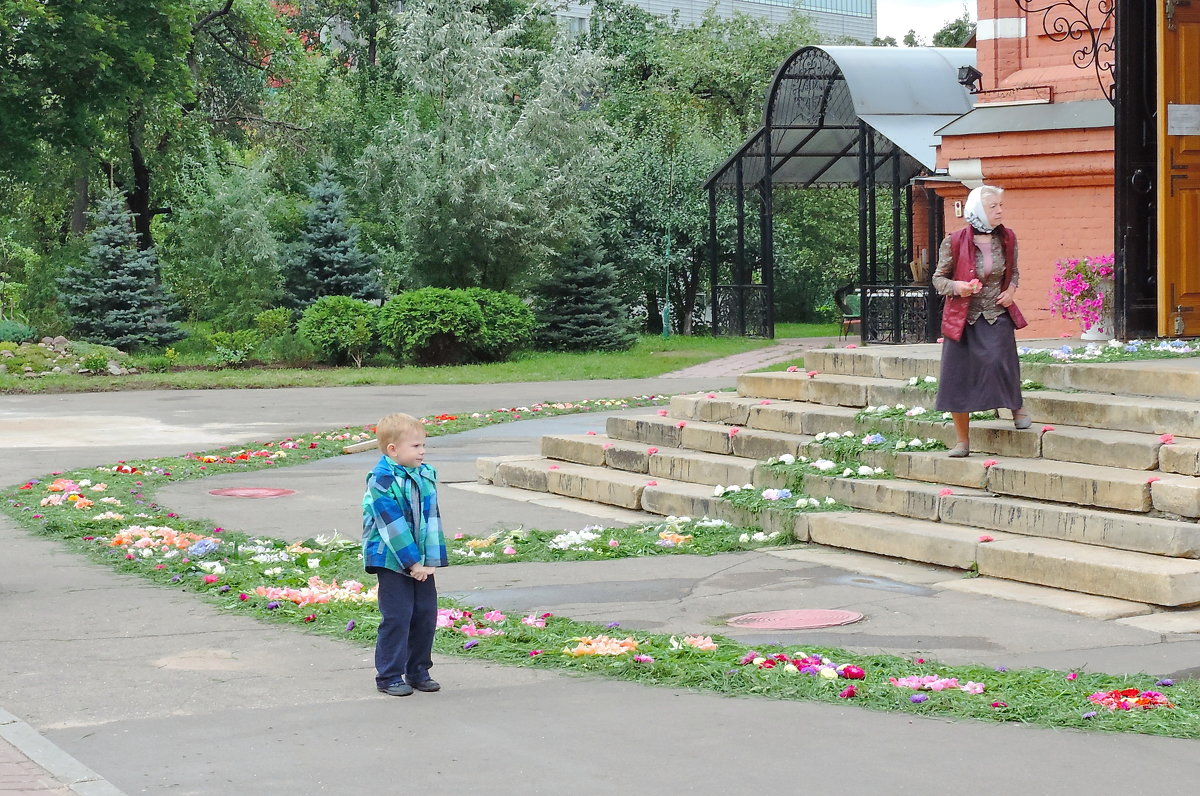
[1048,253,1115,331]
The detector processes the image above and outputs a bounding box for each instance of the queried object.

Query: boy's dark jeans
[374,568,437,688]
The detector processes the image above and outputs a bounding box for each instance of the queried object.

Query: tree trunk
[71,161,89,237]
[367,0,380,67]
[126,111,155,252]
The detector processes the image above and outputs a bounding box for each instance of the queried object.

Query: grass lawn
[0,335,773,394]
[774,322,839,338]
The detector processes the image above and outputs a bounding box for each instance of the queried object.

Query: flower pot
[1081,321,1113,341]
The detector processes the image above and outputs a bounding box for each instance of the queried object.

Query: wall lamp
[957,65,983,93]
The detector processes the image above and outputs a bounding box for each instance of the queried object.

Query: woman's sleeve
[1010,237,1019,288]
[930,236,956,296]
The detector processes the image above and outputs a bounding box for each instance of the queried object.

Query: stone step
[606,414,814,461]
[1023,390,1200,437]
[939,491,1200,559]
[807,512,1013,570]
[986,457,1155,512]
[540,434,758,486]
[976,536,1200,607]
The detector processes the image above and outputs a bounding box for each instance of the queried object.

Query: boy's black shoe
[378,682,414,697]
[407,678,441,692]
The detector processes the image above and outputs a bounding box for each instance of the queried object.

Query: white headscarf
[963,185,999,233]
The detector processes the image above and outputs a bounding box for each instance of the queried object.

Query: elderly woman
[932,185,1029,458]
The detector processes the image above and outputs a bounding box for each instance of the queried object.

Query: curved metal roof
[706,45,976,190]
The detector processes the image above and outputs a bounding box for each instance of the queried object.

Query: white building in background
[555,0,877,43]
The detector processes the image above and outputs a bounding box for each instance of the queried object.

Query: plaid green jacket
[361,455,447,574]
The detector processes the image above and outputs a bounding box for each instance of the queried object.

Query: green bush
[0,319,36,342]
[254,307,293,338]
[208,329,261,366]
[80,352,110,372]
[464,288,535,362]
[297,295,378,365]
[257,331,321,368]
[377,288,484,366]
[135,354,173,373]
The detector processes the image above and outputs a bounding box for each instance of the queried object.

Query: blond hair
[376,413,426,451]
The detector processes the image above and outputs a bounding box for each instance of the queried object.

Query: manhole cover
[208,487,296,499]
[726,609,864,630]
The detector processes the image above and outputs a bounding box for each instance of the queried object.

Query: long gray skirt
[935,314,1023,413]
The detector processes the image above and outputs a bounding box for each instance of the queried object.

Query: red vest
[941,225,1027,342]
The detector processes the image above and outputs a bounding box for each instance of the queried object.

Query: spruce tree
[59,191,183,351]
[533,242,637,352]
[286,163,379,306]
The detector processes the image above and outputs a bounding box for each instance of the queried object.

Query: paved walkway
[2,377,1200,794]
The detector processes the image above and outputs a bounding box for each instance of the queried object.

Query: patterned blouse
[930,233,1020,325]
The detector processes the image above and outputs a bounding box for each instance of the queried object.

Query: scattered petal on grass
[910,694,928,704]
[608,539,620,548]
[303,614,316,623]
[503,546,517,555]
[1157,679,1175,687]
[991,701,1008,708]
[1067,672,1078,681]
[838,685,857,699]
[345,620,356,632]
[529,649,543,656]
[463,639,479,650]
[633,654,655,663]
[1082,711,1098,719]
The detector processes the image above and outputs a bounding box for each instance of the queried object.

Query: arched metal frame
[704,46,974,343]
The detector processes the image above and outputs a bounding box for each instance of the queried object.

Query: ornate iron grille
[713,284,771,337]
[862,285,937,344]
[1015,0,1116,104]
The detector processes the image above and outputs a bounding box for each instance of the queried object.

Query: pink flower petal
[548,464,559,470]
[978,534,994,543]
[602,443,614,450]
[845,344,857,349]
[705,393,717,399]
[676,421,687,428]
[982,459,998,468]
[646,481,657,486]
[806,371,819,378]
[728,428,740,437]
[1159,434,1175,444]
[786,366,799,372]
[1147,476,1161,484]
[759,400,771,405]
[646,447,659,455]
[586,431,597,436]
[938,488,954,496]
[657,409,668,416]
[1041,425,1056,433]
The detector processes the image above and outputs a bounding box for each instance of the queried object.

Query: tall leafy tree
[59,192,183,350]
[286,162,379,305]
[932,7,976,47]
[359,0,611,290]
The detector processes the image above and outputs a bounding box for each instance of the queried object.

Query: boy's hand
[408,564,435,581]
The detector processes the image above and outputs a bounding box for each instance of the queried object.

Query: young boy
[362,413,447,696]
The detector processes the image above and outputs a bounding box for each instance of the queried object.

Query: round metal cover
[208,487,296,499]
[726,609,864,630]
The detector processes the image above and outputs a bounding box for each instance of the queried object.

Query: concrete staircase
[476,345,1200,608]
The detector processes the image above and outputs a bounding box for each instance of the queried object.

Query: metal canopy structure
[704,45,975,341]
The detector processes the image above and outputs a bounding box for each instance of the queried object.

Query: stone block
[976,536,1200,606]
[548,467,647,509]
[540,435,606,466]
[802,349,879,378]
[493,460,549,492]
[894,451,989,489]
[798,407,862,435]
[731,428,805,460]
[607,415,684,447]
[747,403,807,435]
[807,512,983,569]
[670,394,755,425]
[681,424,733,454]
[807,378,869,407]
[1029,392,1200,437]
[805,476,941,521]
[877,353,940,381]
[1042,427,1160,470]
[1151,476,1200,518]
[987,458,1151,512]
[939,493,1200,558]
[649,450,756,486]
[605,445,649,474]
[936,577,1152,620]
[1159,440,1200,476]
[737,373,810,401]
